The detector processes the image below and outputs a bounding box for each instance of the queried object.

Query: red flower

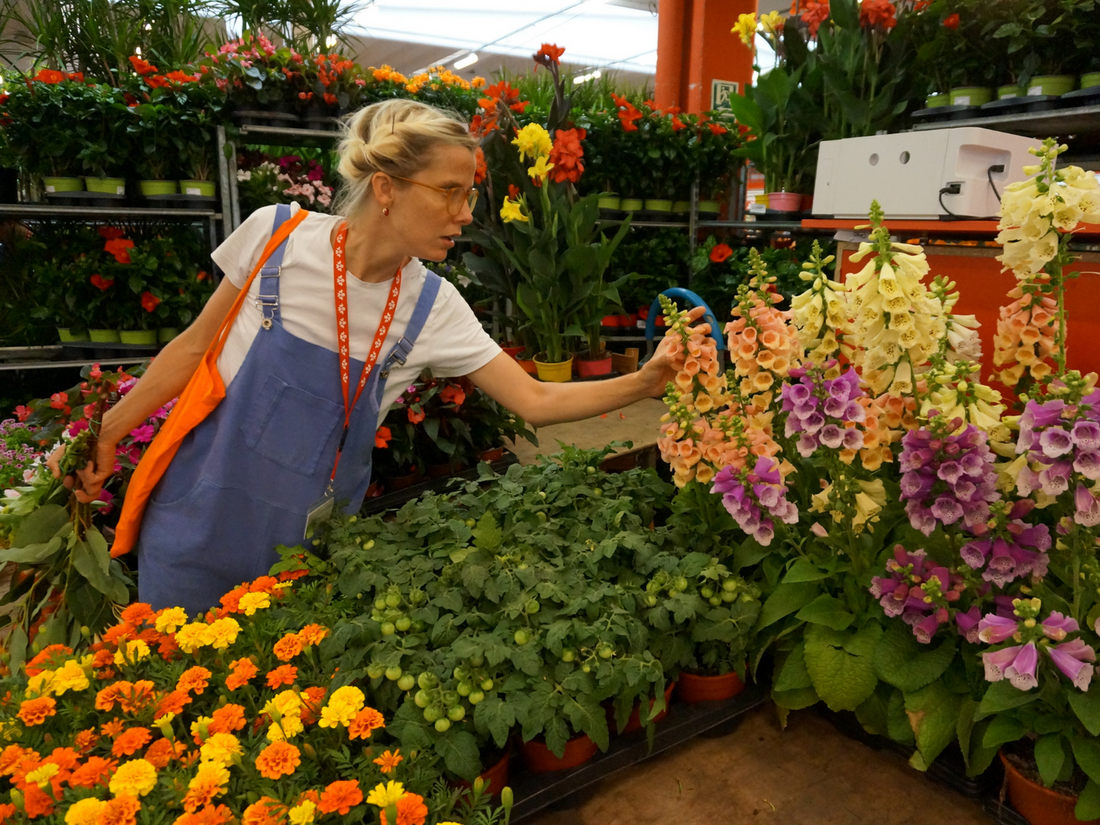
[15,405,31,422]
[129,55,158,75]
[90,273,115,291]
[67,72,85,83]
[943,12,959,28]
[709,243,734,263]
[474,148,487,185]
[104,238,134,263]
[548,127,586,184]
[165,70,198,83]
[50,392,69,411]
[32,69,66,84]
[913,0,930,9]
[708,122,729,135]
[508,184,521,200]
[375,426,392,449]
[610,93,643,132]
[534,43,566,67]
[860,0,897,29]
[323,92,337,106]
[196,270,210,281]
[440,384,466,407]
[407,407,425,424]
[141,292,161,313]
[801,1,831,36]
[509,99,530,113]
[98,226,126,240]
[145,75,170,89]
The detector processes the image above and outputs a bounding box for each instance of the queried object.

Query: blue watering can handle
[644,289,725,351]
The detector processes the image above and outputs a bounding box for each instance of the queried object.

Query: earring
[382,207,390,216]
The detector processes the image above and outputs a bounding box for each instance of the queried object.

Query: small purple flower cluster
[899,416,1000,536]
[1015,394,1100,526]
[780,364,865,457]
[978,606,1096,691]
[959,500,1051,587]
[0,418,42,489]
[870,545,965,643]
[712,455,798,547]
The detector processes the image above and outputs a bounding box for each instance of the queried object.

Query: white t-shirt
[211,204,501,428]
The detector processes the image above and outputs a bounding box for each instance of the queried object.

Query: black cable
[939,185,961,219]
[988,166,1002,204]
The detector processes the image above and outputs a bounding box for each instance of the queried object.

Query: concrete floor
[524,705,993,825]
[509,397,667,466]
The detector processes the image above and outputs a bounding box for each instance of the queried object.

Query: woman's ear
[371,172,395,210]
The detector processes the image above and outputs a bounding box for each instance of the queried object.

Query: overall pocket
[242,374,343,477]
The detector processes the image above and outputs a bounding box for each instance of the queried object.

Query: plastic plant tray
[509,684,767,822]
[360,454,520,515]
[984,797,1031,825]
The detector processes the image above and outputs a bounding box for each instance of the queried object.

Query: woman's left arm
[468,307,708,428]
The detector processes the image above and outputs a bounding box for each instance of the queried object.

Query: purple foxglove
[802,411,826,434]
[1072,419,1100,450]
[842,428,864,450]
[960,452,988,477]
[952,479,977,501]
[905,501,937,536]
[1005,641,1039,690]
[900,471,934,499]
[1009,499,1036,519]
[963,502,993,530]
[983,645,1023,682]
[914,612,944,644]
[1040,611,1079,641]
[1049,639,1096,691]
[754,483,780,509]
[1039,462,1071,496]
[845,401,867,423]
[1039,427,1074,458]
[960,538,991,570]
[782,382,811,407]
[1075,484,1100,527]
[824,396,848,418]
[1016,465,1041,497]
[931,496,963,524]
[1075,450,1100,480]
[796,433,819,456]
[956,606,982,644]
[1023,399,1066,430]
[819,424,845,449]
[938,461,964,485]
[978,613,1020,644]
[810,522,828,537]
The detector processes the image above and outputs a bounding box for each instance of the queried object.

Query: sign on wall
[710,80,740,111]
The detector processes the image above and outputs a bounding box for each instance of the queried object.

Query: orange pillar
[656,0,757,114]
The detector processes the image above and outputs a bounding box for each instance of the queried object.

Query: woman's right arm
[54,277,243,501]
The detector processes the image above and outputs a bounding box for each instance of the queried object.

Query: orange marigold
[101,718,125,738]
[155,689,192,718]
[0,745,31,776]
[17,696,56,726]
[178,666,212,695]
[209,704,246,734]
[225,658,259,691]
[112,727,152,757]
[96,683,123,711]
[22,783,56,818]
[24,644,72,677]
[348,707,386,740]
[266,665,298,689]
[298,624,329,646]
[118,680,156,714]
[242,796,289,825]
[300,686,327,724]
[69,756,116,788]
[120,603,155,626]
[380,793,428,825]
[273,633,305,662]
[144,738,175,769]
[75,728,100,753]
[318,780,363,815]
[98,793,142,825]
[255,741,301,780]
[373,749,403,773]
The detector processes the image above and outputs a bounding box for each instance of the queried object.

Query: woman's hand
[637,305,711,398]
[47,439,116,504]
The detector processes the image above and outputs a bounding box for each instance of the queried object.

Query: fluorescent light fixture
[454,52,479,70]
[573,69,603,84]
[326,35,338,47]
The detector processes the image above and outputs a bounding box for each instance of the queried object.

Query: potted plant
[202,32,301,124]
[449,378,537,460]
[126,90,185,199]
[176,75,223,200]
[0,70,89,194]
[75,83,131,198]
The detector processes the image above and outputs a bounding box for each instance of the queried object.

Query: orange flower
[860,0,897,29]
[89,272,114,290]
[141,291,162,312]
[209,704,246,734]
[118,681,155,713]
[144,737,175,769]
[375,426,392,448]
[255,741,301,780]
[801,1,831,36]
[407,407,425,424]
[105,237,134,263]
[319,780,363,815]
[266,665,298,689]
[508,184,520,200]
[129,55,158,75]
[534,43,565,68]
[474,147,488,184]
[709,243,734,263]
[120,603,155,625]
[610,92,643,132]
[165,70,198,83]
[17,697,56,726]
[298,624,329,645]
[242,796,288,825]
[273,633,305,662]
[373,749,403,773]
[75,729,100,753]
[96,794,142,825]
[22,783,56,818]
[348,706,386,740]
[943,12,959,27]
[112,727,152,757]
[25,644,72,677]
[548,127,586,185]
[0,745,31,776]
[69,755,116,788]
[226,658,259,691]
[178,667,212,695]
[101,718,125,738]
[380,793,428,825]
[440,383,466,406]
[155,689,192,717]
[32,68,66,84]
[96,683,124,711]
[300,686,328,725]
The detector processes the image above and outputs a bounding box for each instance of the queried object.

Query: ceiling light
[326,35,338,47]
[454,53,479,70]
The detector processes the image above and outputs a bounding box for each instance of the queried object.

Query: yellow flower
[527,156,554,183]
[266,714,304,742]
[26,670,56,698]
[760,10,784,35]
[174,622,210,654]
[191,716,212,743]
[733,12,757,45]
[155,607,188,634]
[50,659,90,695]
[189,761,230,791]
[500,197,528,223]
[109,758,158,797]
[511,123,552,162]
[237,592,271,616]
[289,800,317,824]
[367,780,406,808]
[263,690,303,719]
[200,733,243,767]
[26,763,60,788]
[205,617,241,650]
[114,639,151,666]
[319,686,365,728]
[853,479,887,533]
[65,798,106,825]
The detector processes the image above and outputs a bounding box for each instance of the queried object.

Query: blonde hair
[334,99,479,218]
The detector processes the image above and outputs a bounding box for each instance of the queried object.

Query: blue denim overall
[136,205,441,615]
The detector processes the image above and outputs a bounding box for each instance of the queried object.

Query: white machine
[811,127,1041,220]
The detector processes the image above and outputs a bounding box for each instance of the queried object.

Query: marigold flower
[243,797,289,825]
[174,622,210,654]
[273,633,306,661]
[373,749,403,773]
[64,796,106,825]
[320,779,364,815]
[183,762,229,812]
[226,658,259,691]
[237,592,270,615]
[205,617,241,649]
[256,741,301,780]
[348,706,386,740]
[112,727,152,757]
[178,666,212,695]
[69,755,115,788]
[298,624,329,646]
[208,704,246,734]
[199,733,242,767]
[17,696,56,726]
[267,665,299,689]
[109,759,158,797]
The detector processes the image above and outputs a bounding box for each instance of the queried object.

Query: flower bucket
[1000,752,1099,825]
[43,176,84,194]
[619,197,643,213]
[924,93,949,108]
[697,200,721,215]
[139,180,178,197]
[453,749,511,796]
[85,177,126,196]
[997,84,1023,100]
[180,180,217,197]
[57,327,89,342]
[1082,72,1100,89]
[1027,75,1075,96]
[767,191,803,212]
[158,328,179,344]
[611,681,676,735]
[521,733,598,774]
[677,670,745,703]
[948,86,993,106]
[119,330,157,345]
[534,354,573,382]
[597,193,621,211]
[88,329,121,343]
[576,354,613,378]
[478,446,505,463]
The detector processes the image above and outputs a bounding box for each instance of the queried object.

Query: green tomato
[645,594,658,607]
[385,666,403,681]
[514,629,530,646]
[722,579,738,593]
[367,663,386,680]
[598,647,614,660]
[701,586,714,599]
[561,648,576,663]
[674,577,688,591]
[395,617,412,632]
[480,678,494,692]
[397,674,416,691]
[741,593,755,603]
[536,512,546,522]
[414,690,429,708]
[434,718,452,733]
[709,596,722,607]
[526,600,540,615]
[538,491,546,499]
[465,518,477,528]
[381,622,396,636]
[592,488,602,497]
[448,706,466,722]
[582,665,591,674]
[456,681,472,697]
[586,466,596,475]
[721,590,736,603]
[518,562,529,569]
[470,654,485,668]
[374,598,388,611]
[468,690,485,705]
[364,540,375,550]
[417,672,434,690]
[442,690,459,707]
[422,706,440,723]
[412,620,426,632]
[385,593,402,608]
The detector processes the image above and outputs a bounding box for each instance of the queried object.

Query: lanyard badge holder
[306,223,403,539]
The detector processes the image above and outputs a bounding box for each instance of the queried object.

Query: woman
[54,99,706,616]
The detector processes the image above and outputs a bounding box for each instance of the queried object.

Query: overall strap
[257,203,293,330]
[376,270,442,396]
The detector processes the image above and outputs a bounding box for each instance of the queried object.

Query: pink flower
[983,642,1038,690]
[1049,639,1096,691]
[14,405,31,422]
[1075,484,1100,527]
[50,392,68,410]
[129,424,155,443]
[977,613,1019,644]
[67,419,89,436]
[1041,611,1080,641]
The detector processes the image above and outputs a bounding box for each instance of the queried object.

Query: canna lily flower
[527,155,554,184]
[943,12,959,28]
[760,10,785,35]
[511,123,552,162]
[733,13,757,45]
[499,197,528,223]
[534,43,565,67]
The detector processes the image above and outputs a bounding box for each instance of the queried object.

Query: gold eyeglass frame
[388,174,478,216]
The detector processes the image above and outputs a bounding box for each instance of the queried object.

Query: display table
[802,219,1100,378]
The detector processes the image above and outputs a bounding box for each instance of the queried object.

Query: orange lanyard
[329,222,402,485]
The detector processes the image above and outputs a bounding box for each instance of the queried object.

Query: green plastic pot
[997,85,1022,100]
[158,327,179,344]
[1081,72,1100,89]
[140,180,178,196]
[57,327,89,342]
[671,200,691,214]
[43,177,84,194]
[925,94,949,108]
[597,194,621,210]
[120,330,158,345]
[697,200,721,215]
[180,180,216,197]
[948,86,993,106]
[644,198,672,213]
[1027,75,1075,96]
[619,197,643,213]
[85,177,125,195]
[89,329,120,343]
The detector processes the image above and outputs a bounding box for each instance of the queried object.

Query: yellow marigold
[237,592,270,616]
[319,686,364,728]
[64,797,105,825]
[366,780,405,808]
[199,732,242,767]
[266,714,304,742]
[471,77,485,88]
[289,800,317,824]
[183,762,229,813]
[263,689,303,719]
[205,617,241,650]
[155,607,188,634]
[114,639,151,666]
[50,659,90,695]
[191,716,212,743]
[25,762,60,786]
[26,671,56,698]
[174,623,210,654]
[108,758,158,797]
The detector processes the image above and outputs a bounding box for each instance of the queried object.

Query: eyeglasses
[389,174,479,216]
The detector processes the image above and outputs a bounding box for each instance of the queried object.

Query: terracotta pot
[501,345,524,359]
[427,462,465,480]
[677,670,745,703]
[388,470,422,490]
[610,682,676,735]
[365,480,384,498]
[576,354,613,378]
[453,749,511,796]
[478,446,505,463]
[1000,751,1099,825]
[516,358,538,375]
[521,733,598,774]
